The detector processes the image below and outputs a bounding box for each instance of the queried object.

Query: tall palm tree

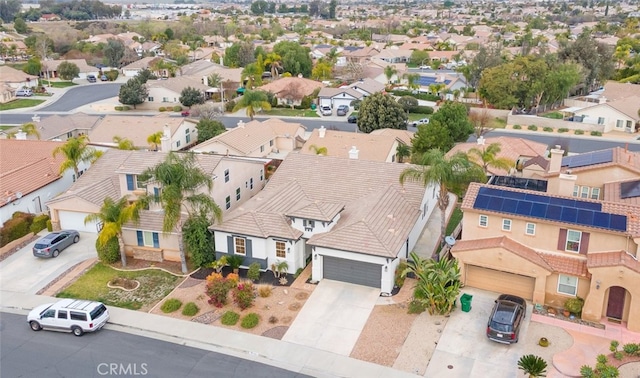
[147,131,163,151]
[384,65,398,84]
[517,355,548,378]
[85,196,146,267]
[232,90,271,120]
[52,135,101,179]
[7,122,41,139]
[113,136,137,150]
[396,143,411,163]
[467,142,515,175]
[141,152,223,273]
[400,149,485,253]
[308,144,328,156]
[264,52,282,79]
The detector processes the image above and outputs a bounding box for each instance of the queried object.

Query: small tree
[357,92,407,133]
[113,136,137,150]
[232,90,271,120]
[196,119,226,143]
[467,142,515,175]
[397,96,418,112]
[118,78,148,109]
[179,86,205,109]
[182,211,215,268]
[23,57,41,76]
[518,355,548,378]
[57,62,80,81]
[136,68,157,84]
[147,131,163,151]
[14,17,28,34]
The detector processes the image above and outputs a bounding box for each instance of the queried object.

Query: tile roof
[603,180,640,206]
[0,65,39,83]
[300,128,399,162]
[522,155,550,170]
[370,128,414,146]
[147,76,209,95]
[539,252,590,277]
[0,140,68,207]
[348,78,385,95]
[258,77,325,97]
[121,56,162,70]
[587,251,640,274]
[317,87,363,99]
[543,147,640,177]
[88,114,190,148]
[36,113,102,140]
[452,236,553,271]
[602,81,640,102]
[606,96,640,121]
[44,59,95,73]
[211,154,426,258]
[122,210,184,233]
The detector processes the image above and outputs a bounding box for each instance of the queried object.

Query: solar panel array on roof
[473,187,627,232]
[417,77,452,87]
[561,149,613,169]
[489,176,548,192]
[620,180,640,199]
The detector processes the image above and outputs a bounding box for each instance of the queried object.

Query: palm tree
[384,65,398,84]
[113,136,137,150]
[264,52,282,79]
[7,122,41,139]
[147,131,163,151]
[308,144,328,156]
[467,142,515,175]
[52,135,101,179]
[232,90,271,120]
[403,73,420,91]
[141,152,223,273]
[399,149,485,253]
[517,355,548,378]
[207,73,222,88]
[85,196,146,267]
[396,143,411,163]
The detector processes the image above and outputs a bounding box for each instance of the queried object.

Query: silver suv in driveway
[33,230,80,258]
[28,299,110,336]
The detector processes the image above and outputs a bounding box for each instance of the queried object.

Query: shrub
[513,124,522,129]
[205,274,234,307]
[241,313,259,329]
[558,128,569,133]
[590,131,602,136]
[268,315,278,324]
[232,281,255,310]
[122,106,131,111]
[29,214,49,234]
[161,298,182,313]
[225,100,236,112]
[0,212,35,248]
[622,343,639,356]
[411,105,434,114]
[220,311,240,325]
[46,219,53,232]
[247,262,261,282]
[293,268,304,279]
[574,129,584,135]
[395,260,408,288]
[527,125,538,131]
[407,299,427,314]
[543,127,553,132]
[182,302,199,316]
[226,272,239,283]
[96,236,120,264]
[614,351,623,360]
[299,95,312,109]
[105,69,119,81]
[159,107,166,112]
[257,284,272,298]
[564,297,584,315]
[610,340,620,352]
[173,106,182,112]
[115,106,123,111]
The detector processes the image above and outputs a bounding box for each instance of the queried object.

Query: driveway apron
[282,279,379,356]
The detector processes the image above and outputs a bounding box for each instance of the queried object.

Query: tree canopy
[357,92,407,133]
[179,87,205,108]
[273,41,313,77]
[57,61,80,81]
[196,119,226,143]
[118,78,148,109]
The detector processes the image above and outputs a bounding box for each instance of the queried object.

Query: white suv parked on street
[27,299,110,336]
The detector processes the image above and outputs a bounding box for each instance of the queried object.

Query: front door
[606,286,626,320]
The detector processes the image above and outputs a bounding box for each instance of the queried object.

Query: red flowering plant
[232,281,256,310]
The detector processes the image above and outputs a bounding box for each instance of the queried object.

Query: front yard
[0,99,45,111]
[263,108,320,117]
[41,80,77,88]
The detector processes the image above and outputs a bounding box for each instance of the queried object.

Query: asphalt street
[41,83,122,112]
[0,312,309,378]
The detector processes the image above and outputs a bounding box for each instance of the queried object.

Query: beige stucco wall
[543,272,590,309]
[48,198,100,224]
[576,105,636,133]
[192,141,244,156]
[546,166,639,198]
[122,229,181,262]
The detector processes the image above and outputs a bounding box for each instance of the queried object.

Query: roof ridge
[0,156,53,178]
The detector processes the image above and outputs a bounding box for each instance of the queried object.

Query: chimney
[477,136,485,145]
[598,96,607,104]
[219,56,224,65]
[548,145,564,173]
[556,173,577,197]
[15,130,27,140]
[160,124,171,152]
[203,75,208,85]
[318,126,326,138]
[348,146,359,159]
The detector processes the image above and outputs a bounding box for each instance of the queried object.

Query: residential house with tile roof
[0,139,86,227]
[258,77,325,107]
[145,76,210,109]
[573,96,640,133]
[30,113,102,141]
[40,59,98,80]
[210,153,437,294]
[317,87,363,110]
[47,149,267,262]
[452,146,640,331]
[88,114,197,151]
[0,65,39,90]
[192,118,306,159]
[121,57,164,77]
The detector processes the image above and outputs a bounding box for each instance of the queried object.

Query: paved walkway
[412,193,458,261]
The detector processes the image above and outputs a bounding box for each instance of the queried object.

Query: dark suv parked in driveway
[486,294,526,344]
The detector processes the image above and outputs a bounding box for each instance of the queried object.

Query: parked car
[181,111,190,117]
[347,114,358,123]
[321,106,332,116]
[486,294,527,344]
[32,230,80,258]
[100,74,108,81]
[27,299,110,337]
[15,88,33,97]
[87,75,97,83]
[408,118,430,127]
[336,105,349,116]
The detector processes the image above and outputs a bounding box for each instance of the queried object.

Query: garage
[330,97,356,110]
[465,265,535,300]
[323,256,382,288]
[58,210,98,233]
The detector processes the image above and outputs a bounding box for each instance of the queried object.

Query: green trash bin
[311,103,317,110]
[460,293,473,312]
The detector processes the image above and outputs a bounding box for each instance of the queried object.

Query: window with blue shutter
[154,187,160,200]
[152,233,159,248]
[127,175,135,191]
[136,231,143,246]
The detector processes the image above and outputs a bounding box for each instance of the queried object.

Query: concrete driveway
[425,287,534,378]
[0,231,97,295]
[282,279,379,356]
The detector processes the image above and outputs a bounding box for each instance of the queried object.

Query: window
[185,128,190,134]
[303,219,315,229]
[70,311,87,321]
[162,97,169,102]
[502,219,512,231]
[616,120,624,128]
[270,140,274,147]
[67,131,73,138]
[224,169,229,183]
[260,169,263,181]
[43,309,55,318]
[137,231,159,248]
[148,96,154,101]
[234,237,246,255]
[590,188,600,200]
[580,186,589,198]
[260,145,264,152]
[176,140,181,148]
[136,175,145,190]
[573,185,579,197]
[479,215,488,227]
[557,274,578,296]
[275,241,286,258]
[566,230,581,252]
[526,223,536,235]
[249,178,253,190]
[236,187,241,201]
[186,134,191,144]
[225,196,231,209]
[126,174,135,190]
[597,117,604,125]
[57,310,68,319]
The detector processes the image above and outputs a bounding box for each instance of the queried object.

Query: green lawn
[541,111,564,120]
[490,117,507,129]
[41,80,77,88]
[0,99,45,111]
[263,108,320,117]
[57,263,181,310]
[408,113,431,121]
[0,125,17,130]
[445,207,463,236]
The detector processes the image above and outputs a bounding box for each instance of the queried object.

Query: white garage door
[332,98,355,109]
[59,210,97,233]
[465,265,535,300]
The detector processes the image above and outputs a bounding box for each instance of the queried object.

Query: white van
[15,88,33,97]
[27,299,110,336]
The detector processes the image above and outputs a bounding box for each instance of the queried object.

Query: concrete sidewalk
[0,291,420,378]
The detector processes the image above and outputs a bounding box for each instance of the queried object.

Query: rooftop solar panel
[516,201,533,216]
[610,215,628,232]
[546,205,563,221]
[577,209,594,225]
[531,203,547,218]
[502,199,518,212]
[592,212,610,228]
[561,149,613,169]
[474,194,490,209]
[620,180,640,199]
[561,207,578,223]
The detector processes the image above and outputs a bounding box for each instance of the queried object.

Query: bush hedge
[247,262,261,281]
[590,131,602,136]
[182,302,199,316]
[558,128,569,133]
[225,100,236,112]
[173,106,182,112]
[543,127,553,132]
[159,107,166,112]
[0,212,35,248]
[96,236,121,264]
[46,219,53,232]
[527,125,538,131]
[574,129,585,135]
[513,124,522,129]
[29,214,50,234]
[221,311,240,325]
[241,313,260,329]
[105,69,119,81]
[409,105,434,114]
[161,298,182,313]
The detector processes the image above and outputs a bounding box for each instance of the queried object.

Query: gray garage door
[323,256,381,288]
